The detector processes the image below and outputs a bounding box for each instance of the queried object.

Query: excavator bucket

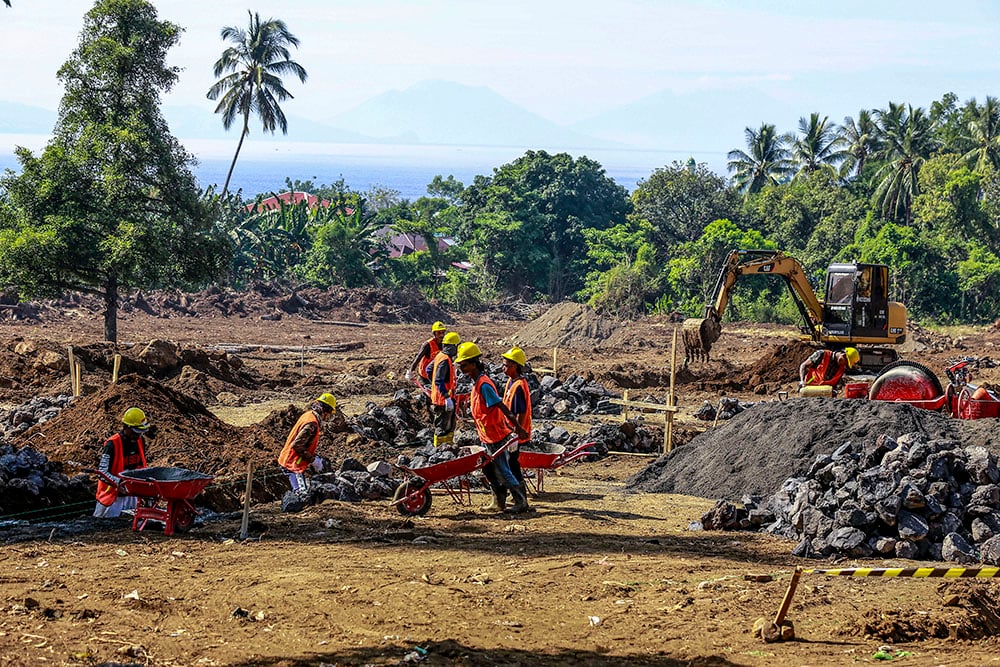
[682,317,722,364]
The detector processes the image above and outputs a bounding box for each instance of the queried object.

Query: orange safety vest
[470,374,513,445]
[429,352,456,406]
[503,376,532,444]
[95,433,148,506]
[805,350,846,386]
[278,410,321,473]
[418,338,442,380]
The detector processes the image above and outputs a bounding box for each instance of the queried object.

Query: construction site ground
[2,300,1000,667]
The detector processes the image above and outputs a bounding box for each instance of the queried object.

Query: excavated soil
[1,292,1000,665]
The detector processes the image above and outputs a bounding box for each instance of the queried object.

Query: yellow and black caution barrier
[755,565,1000,643]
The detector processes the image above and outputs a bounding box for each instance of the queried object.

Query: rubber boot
[506,484,529,514]
[480,488,507,513]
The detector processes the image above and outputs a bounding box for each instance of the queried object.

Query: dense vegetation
[1,0,998,341]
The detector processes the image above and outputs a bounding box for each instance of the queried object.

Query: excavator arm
[684,249,824,362]
[704,249,824,339]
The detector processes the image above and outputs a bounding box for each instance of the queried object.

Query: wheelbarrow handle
[85,468,122,489]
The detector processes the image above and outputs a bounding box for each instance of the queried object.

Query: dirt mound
[510,302,619,349]
[738,339,815,387]
[625,398,1000,500]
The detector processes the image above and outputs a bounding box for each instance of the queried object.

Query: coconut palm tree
[871,102,939,225]
[792,112,849,178]
[727,123,794,195]
[840,110,881,179]
[963,96,1000,172]
[207,12,307,195]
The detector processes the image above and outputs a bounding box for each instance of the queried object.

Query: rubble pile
[351,390,431,445]
[281,457,399,513]
[700,432,1000,564]
[532,374,619,419]
[0,395,74,438]
[0,444,91,516]
[693,397,748,422]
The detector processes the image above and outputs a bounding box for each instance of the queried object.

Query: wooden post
[67,347,77,396]
[112,354,122,383]
[239,461,254,540]
[74,361,82,396]
[622,389,630,422]
[666,327,678,453]
[774,567,802,627]
[552,347,558,378]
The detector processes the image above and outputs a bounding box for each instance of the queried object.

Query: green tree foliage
[0,0,228,342]
[962,96,1000,172]
[791,113,849,179]
[840,110,881,179]
[207,12,307,195]
[727,123,794,195]
[664,220,777,318]
[872,102,939,224]
[461,151,630,301]
[630,161,740,246]
[302,197,384,288]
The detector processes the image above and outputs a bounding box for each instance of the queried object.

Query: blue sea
[0,136,711,201]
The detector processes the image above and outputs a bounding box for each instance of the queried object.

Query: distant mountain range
[0,79,800,155]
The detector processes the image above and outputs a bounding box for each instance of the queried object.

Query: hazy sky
[3,0,1000,128]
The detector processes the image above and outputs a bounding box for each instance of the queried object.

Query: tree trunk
[103,274,118,343]
[222,112,251,196]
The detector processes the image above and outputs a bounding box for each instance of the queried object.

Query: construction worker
[406,321,447,388]
[491,346,531,511]
[94,407,153,518]
[799,347,860,388]
[429,331,461,447]
[278,393,338,497]
[456,342,531,514]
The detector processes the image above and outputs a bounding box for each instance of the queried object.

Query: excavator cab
[821,264,890,339]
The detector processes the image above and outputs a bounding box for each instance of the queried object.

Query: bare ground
[1,298,1000,666]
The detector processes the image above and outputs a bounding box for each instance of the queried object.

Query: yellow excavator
[683,249,907,370]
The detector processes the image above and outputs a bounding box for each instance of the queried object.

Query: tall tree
[791,113,848,178]
[207,12,307,195]
[840,110,881,178]
[0,0,228,342]
[872,102,939,224]
[963,96,1000,172]
[727,123,794,195]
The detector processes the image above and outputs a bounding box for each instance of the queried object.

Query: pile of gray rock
[0,395,74,439]
[693,397,748,422]
[281,457,398,512]
[0,443,92,517]
[531,374,619,419]
[351,390,430,445]
[699,431,1000,564]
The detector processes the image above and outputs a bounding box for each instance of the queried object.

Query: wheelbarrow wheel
[172,502,196,533]
[393,480,432,516]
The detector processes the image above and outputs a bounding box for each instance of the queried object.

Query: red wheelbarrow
[90,467,214,536]
[392,444,509,516]
[517,441,596,494]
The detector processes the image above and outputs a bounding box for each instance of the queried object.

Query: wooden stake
[622,389,630,422]
[112,354,121,383]
[552,347,558,378]
[74,361,83,396]
[240,461,253,540]
[67,346,76,396]
[666,327,678,453]
[774,567,802,627]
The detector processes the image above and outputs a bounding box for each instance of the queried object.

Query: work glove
[445,398,454,411]
[311,457,325,473]
[405,369,412,381]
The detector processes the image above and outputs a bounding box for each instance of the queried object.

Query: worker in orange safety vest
[487,346,532,512]
[799,347,859,388]
[94,407,152,518]
[406,321,447,388]
[278,393,338,498]
[429,332,461,447]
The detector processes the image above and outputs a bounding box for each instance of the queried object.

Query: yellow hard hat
[442,331,460,345]
[316,393,337,411]
[122,407,149,430]
[431,321,447,332]
[844,347,860,368]
[456,341,482,363]
[502,346,527,367]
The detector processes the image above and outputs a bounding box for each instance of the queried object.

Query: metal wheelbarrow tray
[93,466,214,536]
[517,441,596,493]
[392,444,508,516]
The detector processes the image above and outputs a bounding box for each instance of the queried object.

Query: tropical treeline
[1,0,998,344]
